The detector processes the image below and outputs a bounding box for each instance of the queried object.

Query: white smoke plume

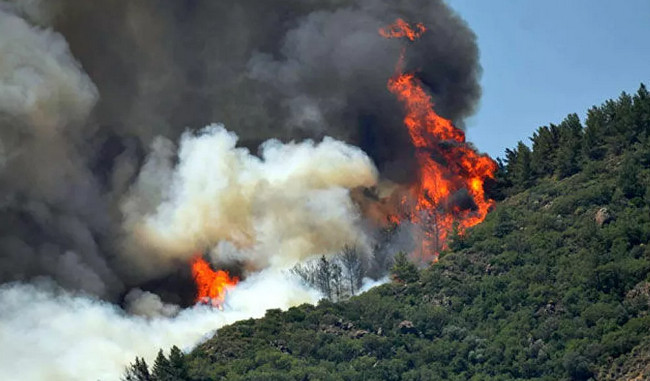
[120,124,378,280]
[0,272,321,381]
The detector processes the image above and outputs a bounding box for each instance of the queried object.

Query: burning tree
[380,19,497,261]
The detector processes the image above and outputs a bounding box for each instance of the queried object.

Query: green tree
[447,221,467,251]
[531,124,559,176]
[632,83,650,136]
[151,349,172,381]
[122,357,151,381]
[507,141,534,190]
[583,106,607,160]
[168,346,189,380]
[391,252,419,283]
[555,114,583,178]
[618,153,643,199]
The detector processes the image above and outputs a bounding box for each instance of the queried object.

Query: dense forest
[124,84,650,380]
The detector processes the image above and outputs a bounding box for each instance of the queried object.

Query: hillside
[125,84,650,380]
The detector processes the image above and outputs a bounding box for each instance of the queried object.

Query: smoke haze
[0,275,320,381]
[120,124,377,281]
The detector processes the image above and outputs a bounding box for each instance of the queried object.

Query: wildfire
[380,19,497,260]
[379,18,426,41]
[191,255,239,307]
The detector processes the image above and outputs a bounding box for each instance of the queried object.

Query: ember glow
[191,256,239,307]
[381,20,497,260]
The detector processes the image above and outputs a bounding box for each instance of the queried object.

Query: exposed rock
[595,207,613,227]
[599,340,650,380]
[398,320,418,335]
[535,300,564,317]
[351,330,369,339]
[626,282,650,311]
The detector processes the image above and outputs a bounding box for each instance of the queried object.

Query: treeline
[123,346,188,381]
[494,83,650,196]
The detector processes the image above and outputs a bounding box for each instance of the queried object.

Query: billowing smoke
[120,124,377,281]
[0,0,481,379]
[0,276,320,381]
[0,0,479,300]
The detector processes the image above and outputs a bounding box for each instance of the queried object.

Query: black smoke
[0,0,480,300]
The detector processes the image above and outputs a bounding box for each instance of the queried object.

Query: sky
[447,0,650,159]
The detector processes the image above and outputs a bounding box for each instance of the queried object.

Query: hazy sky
[447,0,650,158]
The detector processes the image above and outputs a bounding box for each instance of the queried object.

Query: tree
[583,106,607,160]
[339,246,364,296]
[531,124,559,176]
[555,114,583,178]
[619,153,643,199]
[151,349,172,381]
[369,224,399,278]
[447,221,467,251]
[315,255,334,300]
[632,83,650,135]
[122,357,151,381]
[292,255,343,300]
[168,346,189,380]
[506,141,534,190]
[390,252,419,283]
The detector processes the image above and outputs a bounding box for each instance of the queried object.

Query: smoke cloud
[120,124,377,281]
[0,274,320,381]
[0,0,482,379]
[0,0,479,299]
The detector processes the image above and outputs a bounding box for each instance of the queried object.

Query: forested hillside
[125,84,650,380]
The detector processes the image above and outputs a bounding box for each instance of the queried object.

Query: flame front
[381,19,497,260]
[191,255,239,307]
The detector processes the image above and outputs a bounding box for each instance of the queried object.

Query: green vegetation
[125,84,650,380]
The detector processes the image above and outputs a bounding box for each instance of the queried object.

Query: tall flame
[191,255,239,307]
[380,19,497,260]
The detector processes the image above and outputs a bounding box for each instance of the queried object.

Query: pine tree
[122,357,151,381]
[583,106,607,160]
[315,255,333,300]
[331,261,343,301]
[339,246,364,296]
[509,141,534,190]
[168,346,189,380]
[619,153,643,199]
[531,124,559,176]
[632,83,650,135]
[555,113,583,178]
[447,221,467,251]
[151,349,172,381]
[391,252,419,283]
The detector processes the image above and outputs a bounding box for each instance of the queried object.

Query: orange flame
[191,255,239,307]
[379,18,426,41]
[381,19,497,260]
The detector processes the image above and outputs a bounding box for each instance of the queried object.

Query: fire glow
[191,256,239,307]
[380,19,497,260]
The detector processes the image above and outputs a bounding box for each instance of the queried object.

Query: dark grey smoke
[0,0,480,300]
